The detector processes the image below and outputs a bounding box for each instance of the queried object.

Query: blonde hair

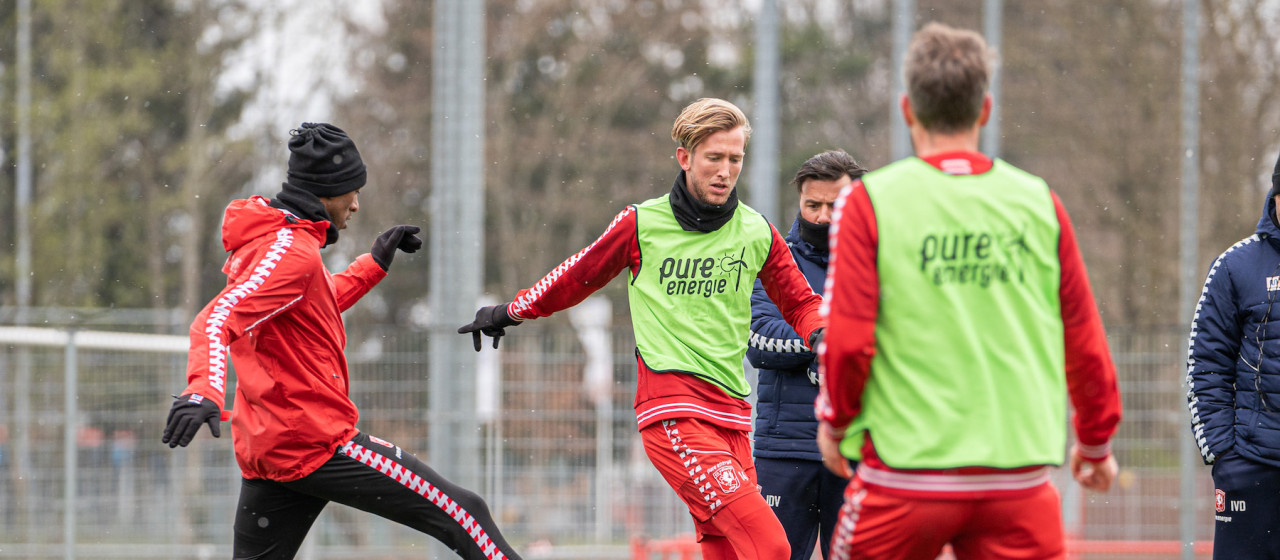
[670,98,752,153]
[904,22,994,134]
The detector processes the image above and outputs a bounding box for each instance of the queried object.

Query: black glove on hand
[458,304,520,351]
[807,327,825,351]
[162,394,221,448]
[371,225,423,271]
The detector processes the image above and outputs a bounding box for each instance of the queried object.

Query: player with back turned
[816,23,1122,560]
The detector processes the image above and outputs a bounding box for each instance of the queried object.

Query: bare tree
[1197,0,1280,271]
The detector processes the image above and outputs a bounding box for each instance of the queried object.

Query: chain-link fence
[0,317,1214,559]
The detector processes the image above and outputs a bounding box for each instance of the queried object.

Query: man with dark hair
[747,149,866,560]
[460,97,825,560]
[163,122,523,560]
[817,23,1122,559]
[1187,149,1280,559]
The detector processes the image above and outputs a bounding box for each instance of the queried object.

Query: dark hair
[904,22,993,134]
[792,150,868,192]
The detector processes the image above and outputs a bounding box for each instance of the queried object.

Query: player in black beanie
[270,123,369,246]
[165,121,524,559]
[287,122,367,197]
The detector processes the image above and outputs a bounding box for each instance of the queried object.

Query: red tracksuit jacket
[182,195,386,481]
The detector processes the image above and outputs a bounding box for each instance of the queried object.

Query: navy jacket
[1188,193,1280,468]
[748,217,827,460]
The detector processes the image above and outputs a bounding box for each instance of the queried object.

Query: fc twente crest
[710,461,742,494]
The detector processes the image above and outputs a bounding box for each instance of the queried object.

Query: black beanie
[286,122,367,197]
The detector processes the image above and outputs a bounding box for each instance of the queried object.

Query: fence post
[64,329,78,560]
[570,297,614,541]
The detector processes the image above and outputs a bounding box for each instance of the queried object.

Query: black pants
[1211,450,1280,560]
[233,432,522,560]
[755,456,848,560]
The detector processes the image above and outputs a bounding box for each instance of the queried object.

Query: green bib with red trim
[629,195,772,398]
[846,157,1067,468]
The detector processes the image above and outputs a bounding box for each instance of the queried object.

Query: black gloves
[371,225,423,271]
[807,327,825,351]
[806,328,826,385]
[162,394,221,448]
[458,304,521,351]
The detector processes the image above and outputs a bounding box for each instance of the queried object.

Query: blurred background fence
[0,313,1215,559]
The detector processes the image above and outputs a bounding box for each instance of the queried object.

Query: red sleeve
[816,181,879,433]
[508,206,639,320]
[332,253,388,312]
[758,223,826,344]
[183,238,317,409]
[1054,191,1122,459]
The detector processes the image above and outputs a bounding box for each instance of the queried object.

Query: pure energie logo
[658,248,750,297]
[918,226,1029,288]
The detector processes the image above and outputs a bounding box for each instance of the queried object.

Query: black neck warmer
[269,182,339,247]
[669,170,738,233]
[797,213,830,253]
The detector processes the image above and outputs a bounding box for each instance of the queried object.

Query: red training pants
[640,417,790,560]
[830,474,1065,560]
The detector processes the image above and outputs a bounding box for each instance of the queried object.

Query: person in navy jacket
[747,150,866,560]
[1188,149,1280,559]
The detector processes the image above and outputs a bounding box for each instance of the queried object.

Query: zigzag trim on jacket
[814,392,836,427]
[201,227,295,396]
[747,330,810,353]
[1186,233,1258,464]
[509,205,634,320]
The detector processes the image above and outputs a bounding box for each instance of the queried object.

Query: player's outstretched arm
[458,304,521,351]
